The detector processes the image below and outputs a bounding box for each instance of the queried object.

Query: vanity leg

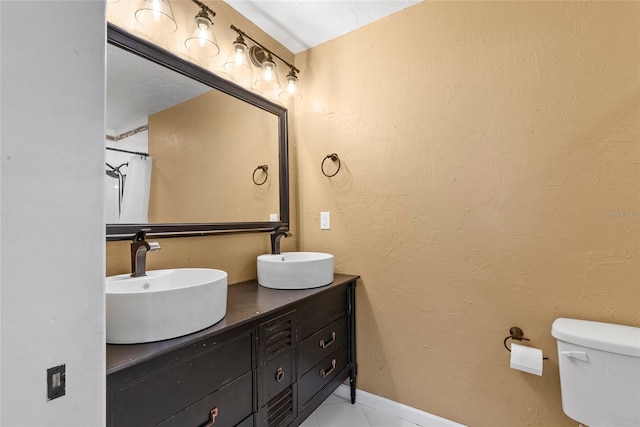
[348,280,357,404]
[350,375,356,404]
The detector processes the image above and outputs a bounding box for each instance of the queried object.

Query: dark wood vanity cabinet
[106,274,358,427]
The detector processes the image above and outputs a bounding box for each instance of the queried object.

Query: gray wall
[0,1,106,425]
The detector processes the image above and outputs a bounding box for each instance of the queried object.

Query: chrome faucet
[130,229,161,277]
[270,228,292,255]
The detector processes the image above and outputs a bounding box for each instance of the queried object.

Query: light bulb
[197,25,209,47]
[234,44,246,64]
[264,63,274,80]
[198,29,208,46]
[152,2,162,21]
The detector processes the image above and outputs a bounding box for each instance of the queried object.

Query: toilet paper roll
[510,343,543,376]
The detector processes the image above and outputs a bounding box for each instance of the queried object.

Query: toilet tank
[552,318,640,427]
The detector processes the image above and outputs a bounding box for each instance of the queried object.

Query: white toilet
[552,318,640,426]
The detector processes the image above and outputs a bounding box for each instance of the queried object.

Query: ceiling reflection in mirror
[106,43,280,226]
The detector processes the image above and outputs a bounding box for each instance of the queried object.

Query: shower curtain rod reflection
[106,146,149,157]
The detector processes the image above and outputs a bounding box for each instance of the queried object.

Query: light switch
[269,213,278,222]
[47,364,66,401]
[320,212,330,230]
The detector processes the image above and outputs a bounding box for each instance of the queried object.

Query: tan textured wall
[106,0,297,279]
[148,89,279,223]
[294,2,639,426]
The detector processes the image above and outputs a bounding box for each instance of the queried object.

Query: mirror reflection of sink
[257,252,334,290]
[106,268,227,344]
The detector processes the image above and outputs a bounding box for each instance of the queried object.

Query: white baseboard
[333,384,467,427]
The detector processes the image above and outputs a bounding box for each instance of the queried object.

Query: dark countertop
[107,274,359,375]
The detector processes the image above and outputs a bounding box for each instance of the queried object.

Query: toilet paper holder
[503,327,549,360]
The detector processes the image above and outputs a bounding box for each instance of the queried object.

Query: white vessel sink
[257,252,334,290]
[106,268,227,344]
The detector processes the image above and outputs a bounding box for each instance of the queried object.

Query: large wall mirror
[106,24,289,240]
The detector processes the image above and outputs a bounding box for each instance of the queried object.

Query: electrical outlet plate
[47,364,66,401]
[320,211,330,229]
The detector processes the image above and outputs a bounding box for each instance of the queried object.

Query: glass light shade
[223,41,253,88]
[135,0,177,34]
[185,16,219,57]
[279,74,303,101]
[255,60,280,91]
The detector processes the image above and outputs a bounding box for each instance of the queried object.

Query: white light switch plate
[320,212,330,229]
[269,213,278,222]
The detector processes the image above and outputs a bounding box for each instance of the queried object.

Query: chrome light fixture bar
[229,25,302,100]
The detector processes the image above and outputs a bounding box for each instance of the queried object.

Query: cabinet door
[258,311,297,426]
[258,311,296,407]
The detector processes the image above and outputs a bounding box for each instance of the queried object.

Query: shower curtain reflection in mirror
[104,155,152,223]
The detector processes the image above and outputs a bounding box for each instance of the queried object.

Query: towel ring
[321,153,341,177]
[252,165,268,185]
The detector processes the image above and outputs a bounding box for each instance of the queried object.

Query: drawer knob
[275,367,285,382]
[320,359,337,378]
[319,332,336,349]
[203,407,219,426]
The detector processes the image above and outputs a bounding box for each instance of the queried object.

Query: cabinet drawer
[298,344,348,407]
[108,333,252,426]
[299,316,348,376]
[261,350,294,406]
[158,371,253,427]
[298,285,347,340]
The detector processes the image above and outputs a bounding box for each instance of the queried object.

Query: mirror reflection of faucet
[130,229,161,277]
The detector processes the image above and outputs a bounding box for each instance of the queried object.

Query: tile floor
[299,393,421,427]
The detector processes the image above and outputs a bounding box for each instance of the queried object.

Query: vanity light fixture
[223,31,253,88]
[127,3,303,99]
[228,25,301,98]
[184,0,219,57]
[134,0,177,34]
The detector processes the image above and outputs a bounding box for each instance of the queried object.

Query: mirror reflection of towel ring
[253,165,268,185]
[321,153,341,177]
